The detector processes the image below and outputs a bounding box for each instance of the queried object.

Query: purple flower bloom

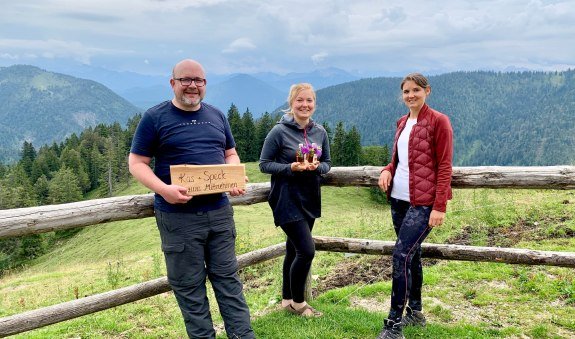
[310,143,322,157]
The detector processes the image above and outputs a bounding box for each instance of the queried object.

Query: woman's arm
[316,129,331,175]
[432,114,454,213]
[259,127,294,176]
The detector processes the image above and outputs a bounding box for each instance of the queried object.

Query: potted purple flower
[298,143,322,164]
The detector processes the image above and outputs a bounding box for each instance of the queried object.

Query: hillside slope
[0,65,141,163]
[312,70,575,166]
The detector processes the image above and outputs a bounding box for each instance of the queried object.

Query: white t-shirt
[391,118,418,202]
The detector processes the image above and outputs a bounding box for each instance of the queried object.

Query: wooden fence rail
[0,243,286,337]
[2,237,575,336]
[1,166,575,336]
[1,166,574,239]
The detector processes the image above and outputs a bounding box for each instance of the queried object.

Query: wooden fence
[1,166,575,336]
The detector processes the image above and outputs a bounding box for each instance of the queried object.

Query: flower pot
[306,153,315,163]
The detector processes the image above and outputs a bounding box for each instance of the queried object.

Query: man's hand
[229,176,249,196]
[160,185,193,204]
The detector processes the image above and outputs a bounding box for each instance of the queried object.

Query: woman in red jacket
[377,73,453,339]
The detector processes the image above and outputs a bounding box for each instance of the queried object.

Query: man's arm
[224,148,247,196]
[128,153,191,204]
[224,147,241,165]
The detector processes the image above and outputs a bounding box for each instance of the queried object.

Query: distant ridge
[0,65,141,163]
[205,74,286,117]
[312,70,575,166]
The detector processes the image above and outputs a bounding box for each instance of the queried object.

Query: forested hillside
[0,65,141,163]
[2,66,573,166]
[313,70,575,166]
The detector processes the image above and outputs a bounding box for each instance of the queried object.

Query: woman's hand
[306,161,320,171]
[291,162,308,172]
[428,210,445,227]
[378,170,392,191]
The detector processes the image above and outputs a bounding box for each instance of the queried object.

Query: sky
[1,0,574,78]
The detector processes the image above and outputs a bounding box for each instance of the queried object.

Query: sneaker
[401,306,426,327]
[376,319,404,339]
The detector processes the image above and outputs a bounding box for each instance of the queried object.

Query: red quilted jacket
[383,104,453,212]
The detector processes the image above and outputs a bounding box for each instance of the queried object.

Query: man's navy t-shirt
[130,100,236,212]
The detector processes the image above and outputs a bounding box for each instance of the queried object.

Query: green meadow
[1,163,574,338]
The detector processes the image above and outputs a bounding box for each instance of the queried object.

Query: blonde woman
[259,83,331,316]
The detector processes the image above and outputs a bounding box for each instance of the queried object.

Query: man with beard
[129,59,255,339]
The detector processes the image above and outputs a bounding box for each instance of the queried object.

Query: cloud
[0,39,131,65]
[311,52,328,65]
[222,38,257,54]
[58,11,122,23]
[1,0,574,76]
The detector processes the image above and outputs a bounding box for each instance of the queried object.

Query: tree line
[0,103,389,273]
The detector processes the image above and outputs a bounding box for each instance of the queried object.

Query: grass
[1,163,574,338]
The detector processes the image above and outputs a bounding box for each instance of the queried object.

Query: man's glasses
[174,77,206,87]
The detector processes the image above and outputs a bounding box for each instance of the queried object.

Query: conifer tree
[344,126,362,166]
[48,167,82,204]
[332,121,346,166]
[19,141,37,178]
[60,147,90,193]
[322,121,333,144]
[227,104,244,158]
[241,109,257,161]
[256,112,274,159]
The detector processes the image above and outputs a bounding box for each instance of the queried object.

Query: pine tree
[227,104,244,158]
[0,165,35,209]
[344,126,362,166]
[332,122,346,166]
[60,147,90,193]
[256,112,274,160]
[322,122,333,145]
[48,167,83,204]
[34,175,50,205]
[18,141,37,178]
[241,109,257,162]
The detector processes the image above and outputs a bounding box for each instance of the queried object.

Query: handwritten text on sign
[170,164,246,196]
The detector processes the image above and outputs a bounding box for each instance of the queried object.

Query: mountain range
[30,63,359,113]
[1,65,573,166]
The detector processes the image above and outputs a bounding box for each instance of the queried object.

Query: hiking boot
[376,319,404,339]
[401,306,426,327]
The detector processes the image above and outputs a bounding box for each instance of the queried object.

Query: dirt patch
[314,255,439,296]
[487,216,574,247]
[447,216,574,247]
[349,296,387,312]
[447,225,474,245]
[315,256,393,296]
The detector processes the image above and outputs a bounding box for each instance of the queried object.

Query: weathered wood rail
[1,166,574,239]
[1,166,574,336]
[1,236,575,336]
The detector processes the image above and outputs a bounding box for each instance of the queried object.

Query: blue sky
[1,0,574,77]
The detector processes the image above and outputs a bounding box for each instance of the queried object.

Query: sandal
[287,303,323,317]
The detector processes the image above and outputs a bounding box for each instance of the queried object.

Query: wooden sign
[170,164,246,196]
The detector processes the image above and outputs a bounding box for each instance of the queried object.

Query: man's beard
[181,95,201,107]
